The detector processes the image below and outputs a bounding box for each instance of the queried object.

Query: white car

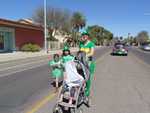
[141,43,150,51]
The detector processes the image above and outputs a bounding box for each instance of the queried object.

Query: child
[61,45,75,63]
[49,54,63,92]
[61,61,84,104]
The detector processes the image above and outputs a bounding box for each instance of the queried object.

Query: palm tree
[71,12,86,45]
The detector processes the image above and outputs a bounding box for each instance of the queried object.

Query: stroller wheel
[53,105,63,113]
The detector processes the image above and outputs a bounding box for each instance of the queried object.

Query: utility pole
[128,33,130,39]
[44,0,47,53]
[128,33,131,45]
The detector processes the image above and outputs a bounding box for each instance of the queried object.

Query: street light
[44,0,47,53]
[128,33,131,39]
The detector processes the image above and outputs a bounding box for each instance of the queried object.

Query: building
[0,18,44,52]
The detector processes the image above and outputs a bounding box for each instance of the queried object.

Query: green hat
[63,45,69,51]
[81,31,89,36]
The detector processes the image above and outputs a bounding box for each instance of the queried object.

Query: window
[0,32,4,50]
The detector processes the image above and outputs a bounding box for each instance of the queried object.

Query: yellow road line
[26,50,110,113]
[26,93,56,113]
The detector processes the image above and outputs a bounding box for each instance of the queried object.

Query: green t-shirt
[79,41,95,54]
[61,55,75,64]
[48,60,63,78]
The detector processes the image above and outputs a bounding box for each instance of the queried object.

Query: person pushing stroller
[53,46,90,113]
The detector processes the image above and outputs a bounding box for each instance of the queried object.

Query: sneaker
[84,97,90,108]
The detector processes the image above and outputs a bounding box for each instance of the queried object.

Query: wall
[15,27,44,50]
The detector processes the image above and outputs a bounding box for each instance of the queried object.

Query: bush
[21,43,41,52]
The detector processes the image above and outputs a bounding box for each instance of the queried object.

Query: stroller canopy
[64,61,84,84]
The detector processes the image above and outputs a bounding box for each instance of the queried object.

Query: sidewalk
[0,48,78,63]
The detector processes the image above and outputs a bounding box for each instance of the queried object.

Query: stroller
[53,54,89,113]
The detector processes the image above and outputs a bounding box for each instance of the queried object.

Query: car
[140,43,150,51]
[112,43,128,56]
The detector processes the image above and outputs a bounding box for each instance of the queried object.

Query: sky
[0,0,150,37]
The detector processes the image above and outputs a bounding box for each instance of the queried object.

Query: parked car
[140,43,150,51]
[112,43,128,56]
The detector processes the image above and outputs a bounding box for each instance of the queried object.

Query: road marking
[0,49,79,72]
[130,52,150,68]
[0,63,47,77]
[0,59,47,72]
[0,56,48,66]
[26,92,56,113]
[25,50,110,113]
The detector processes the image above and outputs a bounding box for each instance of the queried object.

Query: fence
[47,41,64,51]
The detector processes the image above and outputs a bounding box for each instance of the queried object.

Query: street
[1,0,150,113]
[33,47,150,113]
[84,49,150,113]
[130,47,150,65]
[0,47,150,113]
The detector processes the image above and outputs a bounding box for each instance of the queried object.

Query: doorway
[0,32,4,51]
[0,27,15,53]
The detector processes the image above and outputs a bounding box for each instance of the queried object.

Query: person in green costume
[61,45,75,64]
[49,54,63,92]
[79,31,96,107]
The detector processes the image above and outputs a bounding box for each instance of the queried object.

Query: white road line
[0,59,47,72]
[0,57,47,66]
[0,62,47,77]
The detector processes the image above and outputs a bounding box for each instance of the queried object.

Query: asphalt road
[34,48,150,113]
[84,50,150,113]
[130,47,150,65]
[0,47,110,113]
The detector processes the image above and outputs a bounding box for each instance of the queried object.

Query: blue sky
[0,0,150,37]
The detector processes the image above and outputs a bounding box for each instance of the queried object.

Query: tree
[126,36,135,45]
[32,6,72,40]
[87,25,103,45]
[103,29,113,45]
[32,7,44,25]
[71,12,86,31]
[87,25,113,45]
[71,12,86,45]
[32,7,86,45]
[136,31,149,45]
